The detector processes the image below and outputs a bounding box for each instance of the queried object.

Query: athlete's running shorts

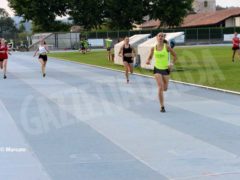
[232,46,240,50]
[123,58,133,64]
[39,55,47,61]
[154,67,170,75]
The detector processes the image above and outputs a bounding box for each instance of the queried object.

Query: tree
[8,0,69,32]
[0,8,10,18]
[68,0,104,30]
[104,0,150,30]
[0,8,16,35]
[8,0,194,32]
[149,0,193,27]
[18,22,26,33]
[31,21,71,32]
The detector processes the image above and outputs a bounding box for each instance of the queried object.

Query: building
[193,0,216,13]
[138,0,240,29]
[182,8,240,28]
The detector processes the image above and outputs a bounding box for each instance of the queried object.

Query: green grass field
[49,46,240,92]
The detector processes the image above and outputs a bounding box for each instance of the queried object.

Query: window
[235,17,240,27]
[204,1,208,7]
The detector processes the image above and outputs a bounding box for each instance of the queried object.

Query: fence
[0,31,31,51]
[1,26,240,51]
[85,27,240,44]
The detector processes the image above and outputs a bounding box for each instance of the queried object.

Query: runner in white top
[34,40,49,77]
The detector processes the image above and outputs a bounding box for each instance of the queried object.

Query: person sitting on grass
[79,38,87,54]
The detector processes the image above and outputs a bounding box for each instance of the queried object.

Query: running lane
[0,52,240,180]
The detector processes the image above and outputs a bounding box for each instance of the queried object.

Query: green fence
[85,27,240,44]
[2,26,240,51]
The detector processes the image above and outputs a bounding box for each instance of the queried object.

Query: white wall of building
[225,17,240,27]
[235,17,240,27]
[225,18,235,27]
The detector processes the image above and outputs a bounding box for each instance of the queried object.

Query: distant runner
[232,32,240,62]
[0,38,10,79]
[118,37,136,83]
[33,40,49,77]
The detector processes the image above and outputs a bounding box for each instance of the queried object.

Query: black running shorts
[232,46,240,50]
[39,55,48,61]
[154,67,170,75]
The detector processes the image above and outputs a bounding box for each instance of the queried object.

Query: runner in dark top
[118,37,136,83]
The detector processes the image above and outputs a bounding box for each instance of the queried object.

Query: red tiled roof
[139,19,160,28]
[139,8,240,28]
[182,8,240,27]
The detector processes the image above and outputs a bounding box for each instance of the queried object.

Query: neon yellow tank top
[105,39,112,48]
[154,44,169,70]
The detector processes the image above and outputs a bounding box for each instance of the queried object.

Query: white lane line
[9,59,240,179]
[0,100,52,180]
[40,58,240,127]
[171,171,240,180]
[9,56,170,179]
[169,97,240,127]
[48,55,240,95]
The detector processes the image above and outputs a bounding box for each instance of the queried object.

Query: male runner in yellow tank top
[146,33,177,112]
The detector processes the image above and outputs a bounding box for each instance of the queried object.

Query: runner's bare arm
[45,45,50,53]
[167,45,177,64]
[146,47,154,65]
[118,46,123,57]
[33,49,39,57]
[132,48,136,58]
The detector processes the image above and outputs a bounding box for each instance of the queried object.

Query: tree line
[7,0,193,32]
[0,8,16,34]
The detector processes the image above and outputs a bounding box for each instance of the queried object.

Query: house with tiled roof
[182,8,240,28]
[137,0,240,29]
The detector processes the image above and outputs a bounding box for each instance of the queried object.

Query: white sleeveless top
[38,45,47,54]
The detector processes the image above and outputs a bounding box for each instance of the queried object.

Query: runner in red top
[0,38,3,67]
[0,38,9,79]
[232,32,240,62]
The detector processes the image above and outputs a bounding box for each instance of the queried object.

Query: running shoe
[160,106,166,113]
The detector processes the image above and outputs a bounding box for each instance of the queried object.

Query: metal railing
[85,27,240,44]
[1,26,240,51]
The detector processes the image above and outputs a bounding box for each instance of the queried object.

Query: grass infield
[49,46,240,92]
